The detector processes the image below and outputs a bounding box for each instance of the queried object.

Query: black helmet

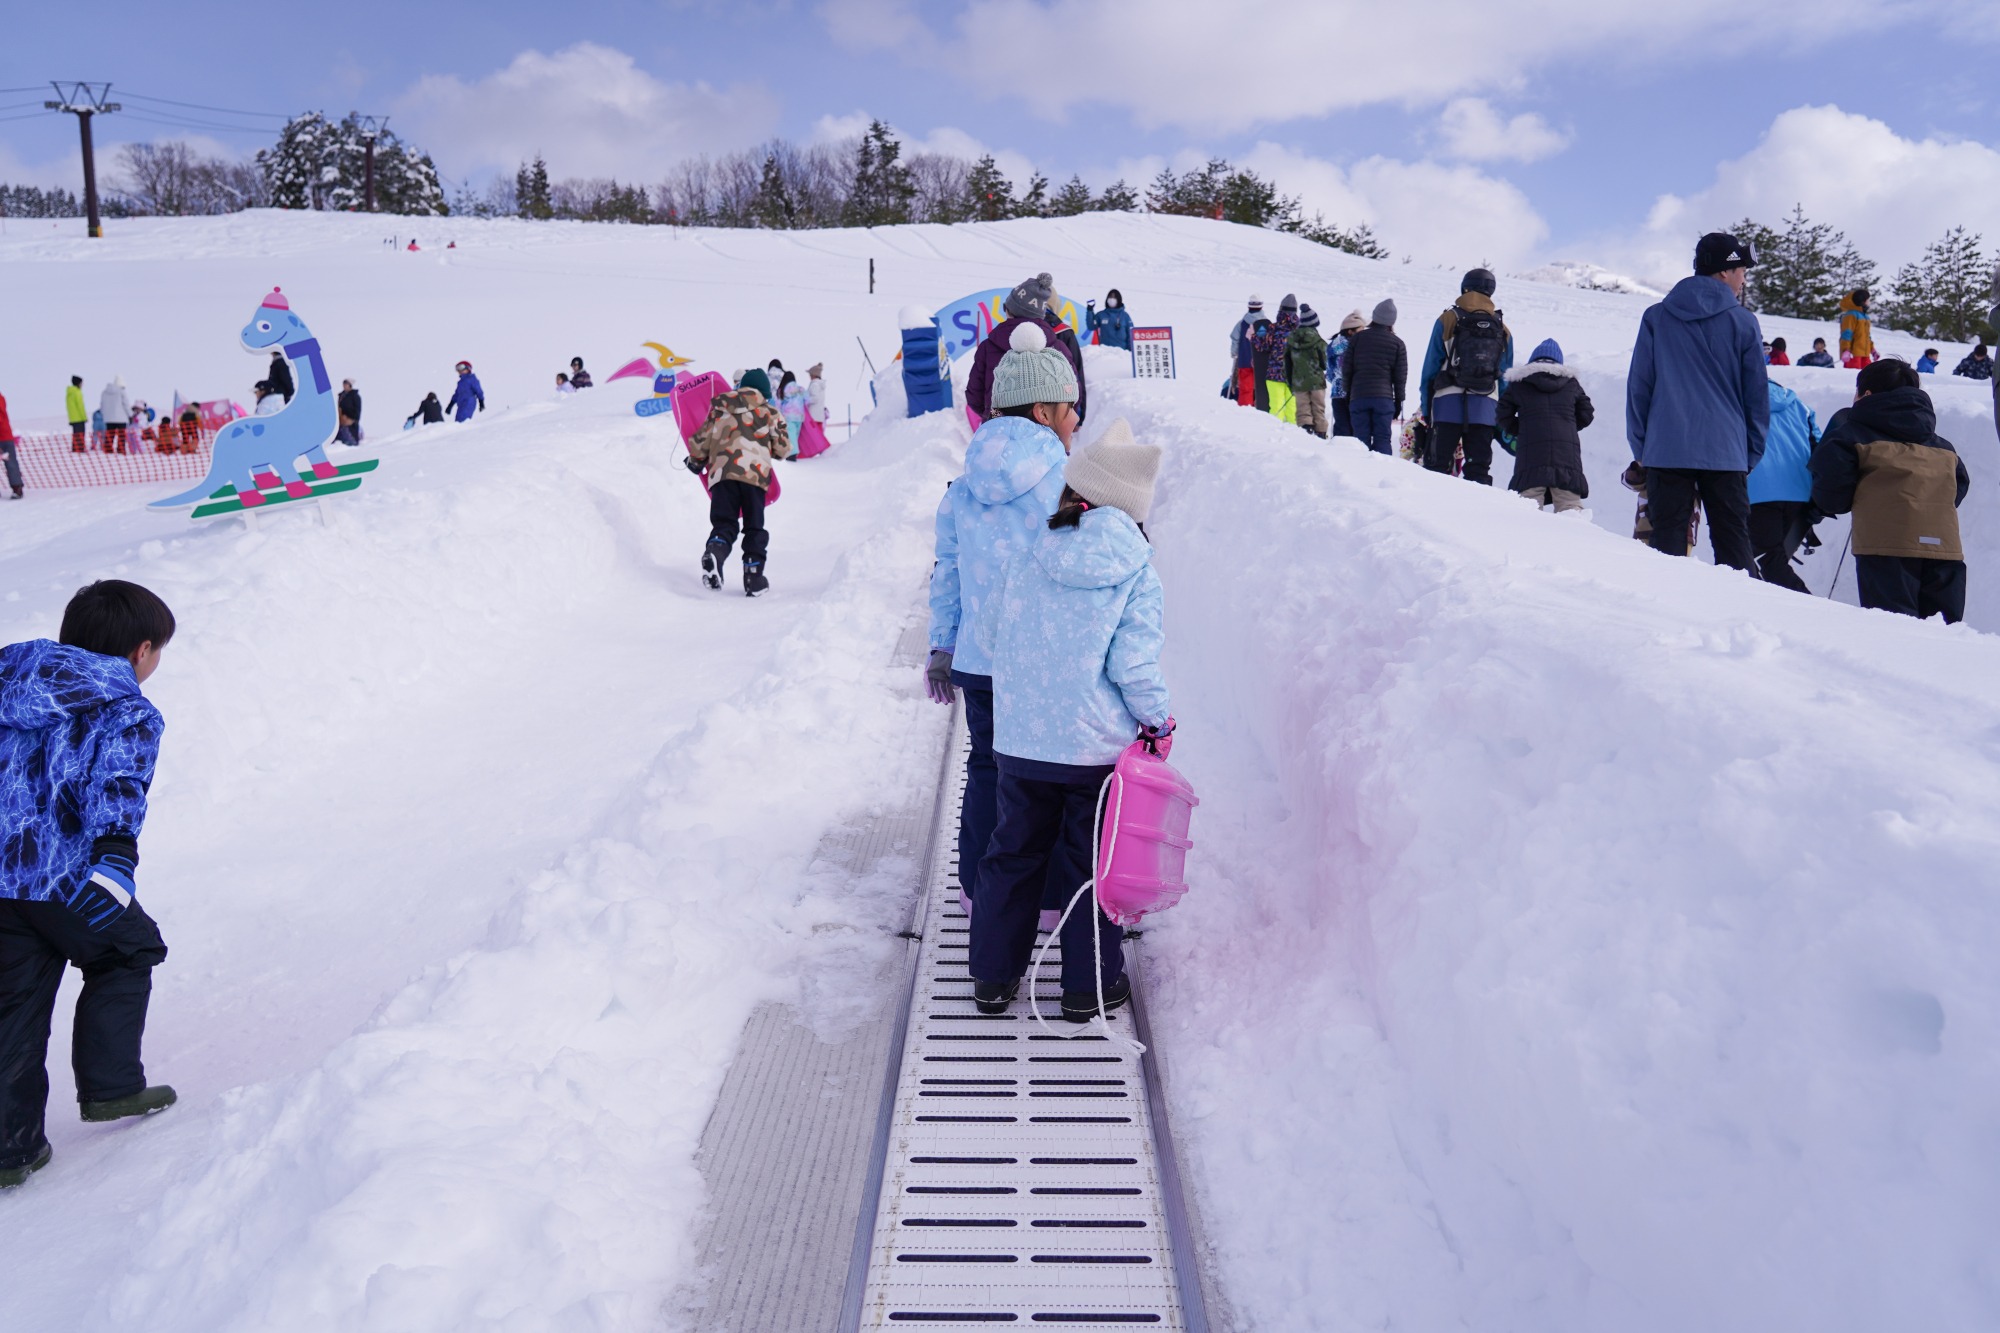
[1461,268,1497,297]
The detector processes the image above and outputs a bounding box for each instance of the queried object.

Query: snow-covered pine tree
[843,120,914,227]
[1732,206,1875,320]
[1883,226,1993,341]
[1284,212,1389,259]
[516,156,553,219]
[965,155,1016,222]
[1016,172,1050,219]
[753,151,798,229]
[1092,179,1139,213]
[258,112,334,209]
[1048,175,1093,217]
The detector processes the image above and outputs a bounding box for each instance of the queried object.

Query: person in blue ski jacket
[1746,381,1820,592]
[1625,230,1770,571]
[970,418,1168,1024]
[447,360,484,422]
[1325,309,1363,437]
[926,324,1076,917]
[1088,289,1134,350]
[0,580,181,1190]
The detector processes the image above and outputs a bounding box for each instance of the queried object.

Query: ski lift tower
[356,115,387,212]
[44,82,120,238]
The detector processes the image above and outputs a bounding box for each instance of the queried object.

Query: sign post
[1130,326,1177,380]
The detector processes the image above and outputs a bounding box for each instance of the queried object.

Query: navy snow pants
[970,760,1124,995]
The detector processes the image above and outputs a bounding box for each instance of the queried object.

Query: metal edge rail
[1128,946,1213,1333]
[834,698,962,1333]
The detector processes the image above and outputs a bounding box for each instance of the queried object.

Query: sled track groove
[837,710,1212,1331]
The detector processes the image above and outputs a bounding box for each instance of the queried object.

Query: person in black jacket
[1342,299,1406,455]
[404,392,444,429]
[335,379,363,447]
[266,349,295,403]
[1497,339,1593,511]
[1952,344,1993,381]
[568,357,594,389]
[1810,358,1969,622]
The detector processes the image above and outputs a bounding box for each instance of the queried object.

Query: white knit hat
[1063,418,1161,524]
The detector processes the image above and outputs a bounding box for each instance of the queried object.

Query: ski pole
[855,336,879,377]
[1826,532,1852,598]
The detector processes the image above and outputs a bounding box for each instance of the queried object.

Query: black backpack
[1448,306,1506,395]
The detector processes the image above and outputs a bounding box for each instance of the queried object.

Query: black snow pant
[1646,468,1754,571]
[706,479,769,565]
[970,760,1124,996]
[0,896,167,1169]
[1854,555,1966,624]
[1331,397,1353,439]
[1749,500,1813,593]
[1428,421,1496,484]
[0,438,21,494]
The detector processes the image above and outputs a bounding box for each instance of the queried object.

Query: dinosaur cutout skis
[150,288,377,517]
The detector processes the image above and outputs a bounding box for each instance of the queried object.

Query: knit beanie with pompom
[991,321,1078,410]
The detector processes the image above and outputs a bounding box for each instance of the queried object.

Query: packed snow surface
[1,211,1996,1331]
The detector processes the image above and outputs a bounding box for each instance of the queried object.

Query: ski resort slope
[0,213,1995,1330]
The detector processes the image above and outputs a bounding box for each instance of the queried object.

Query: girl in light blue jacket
[969,418,1169,1022]
[926,324,1079,911]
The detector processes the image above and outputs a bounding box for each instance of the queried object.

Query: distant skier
[99,376,131,453]
[0,580,182,1191]
[405,392,445,428]
[1797,338,1836,369]
[1497,339,1593,512]
[265,349,294,404]
[970,419,1168,1023]
[1811,357,1969,621]
[336,379,363,446]
[1342,300,1407,455]
[567,357,593,390]
[447,361,484,422]
[1624,231,1767,572]
[926,322,1077,921]
[0,390,21,499]
[1255,294,1301,423]
[1089,289,1134,350]
[1288,304,1330,437]
[1419,268,1515,484]
[66,375,88,453]
[689,368,792,596]
[1326,309,1363,437]
[1745,380,1821,592]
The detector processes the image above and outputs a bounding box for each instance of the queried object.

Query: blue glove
[70,838,137,931]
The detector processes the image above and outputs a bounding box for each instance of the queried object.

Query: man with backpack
[1625,231,1769,572]
[1417,269,1514,483]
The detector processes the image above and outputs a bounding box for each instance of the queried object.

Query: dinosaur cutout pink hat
[260,286,289,311]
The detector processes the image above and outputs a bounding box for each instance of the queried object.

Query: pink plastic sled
[672,370,782,504]
[1094,732,1199,927]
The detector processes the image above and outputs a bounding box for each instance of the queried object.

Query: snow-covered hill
[1,212,1995,1331]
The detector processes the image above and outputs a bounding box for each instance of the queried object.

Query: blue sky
[5,0,1996,280]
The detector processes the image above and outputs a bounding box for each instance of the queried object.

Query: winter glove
[683,454,704,476]
[1138,717,1176,756]
[1499,432,1517,457]
[1621,461,1648,492]
[70,836,138,931]
[925,649,955,704]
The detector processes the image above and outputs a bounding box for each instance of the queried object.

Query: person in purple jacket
[964,273,1087,427]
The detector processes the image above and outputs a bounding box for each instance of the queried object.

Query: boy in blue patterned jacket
[0,580,179,1189]
[970,419,1170,1023]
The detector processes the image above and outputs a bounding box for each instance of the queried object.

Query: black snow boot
[701,541,728,590]
[1061,972,1131,1024]
[742,560,769,596]
[80,1085,178,1123]
[0,1141,51,1189]
[973,978,1020,1015]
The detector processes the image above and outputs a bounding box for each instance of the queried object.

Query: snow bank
[1090,374,2000,1331]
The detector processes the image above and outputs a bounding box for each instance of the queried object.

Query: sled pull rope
[1028,773,1146,1055]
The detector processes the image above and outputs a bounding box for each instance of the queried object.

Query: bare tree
[116,142,265,215]
[908,152,970,223]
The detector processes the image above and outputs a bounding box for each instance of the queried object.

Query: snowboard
[190,458,380,519]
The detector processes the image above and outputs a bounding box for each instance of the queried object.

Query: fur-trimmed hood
[1504,360,1579,385]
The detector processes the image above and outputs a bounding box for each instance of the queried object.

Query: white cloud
[1241,143,1550,269]
[821,0,1882,133]
[1614,104,2000,286]
[396,43,779,180]
[1434,99,1571,163]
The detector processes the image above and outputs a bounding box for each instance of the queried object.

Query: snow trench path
[838,709,1213,1330]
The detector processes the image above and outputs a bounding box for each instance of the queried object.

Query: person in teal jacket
[1088,289,1134,350]
[1746,380,1820,592]
[925,338,1075,912]
[970,419,1167,1024]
